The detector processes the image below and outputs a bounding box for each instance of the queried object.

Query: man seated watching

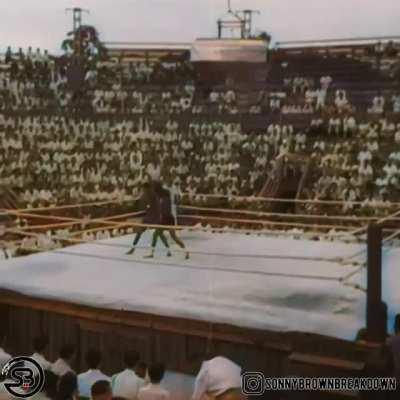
[91,380,112,400]
[78,349,110,398]
[112,350,145,400]
[51,344,75,376]
[138,363,170,400]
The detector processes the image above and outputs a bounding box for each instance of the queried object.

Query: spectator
[91,381,112,400]
[0,331,11,370]
[387,314,400,394]
[135,361,148,380]
[51,344,75,376]
[57,372,78,400]
[192,356,243,400]
[77,349,110,398]
[320,75,332,90]
[31,335,51,370]
[112,350,145,400]
[31,370,58,400]
[137,363,170,400]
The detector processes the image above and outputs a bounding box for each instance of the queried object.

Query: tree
[61,25,107,61]
[257,31,272,42]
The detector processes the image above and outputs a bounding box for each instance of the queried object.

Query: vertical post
[217,20,222,39]
[366,223,385,342]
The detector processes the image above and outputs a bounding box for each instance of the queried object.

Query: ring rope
[383,228,400,244]
[183,214,361,231]
[1,191,399,217]
[375,208,400,225]
[0,197,139,217]
[4,210,145,231]
[179,205,400,222]
[337,208,400,265]
[18,246,346,282]
[9,228,356,264]
[181,192,400,207]
[7,209,364,235]
[5,207,371,244]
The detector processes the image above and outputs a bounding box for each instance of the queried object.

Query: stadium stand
[0,43,399,224]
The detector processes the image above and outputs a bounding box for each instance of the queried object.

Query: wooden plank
[0,290,279,346]
[0,289,379,378]
[289,352,365,372]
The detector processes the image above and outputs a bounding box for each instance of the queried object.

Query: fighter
[147,182,189,259]
[126,182,168,255]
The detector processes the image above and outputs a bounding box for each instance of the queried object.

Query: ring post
[366,223,385,342]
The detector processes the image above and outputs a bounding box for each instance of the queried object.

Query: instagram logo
[242,372,265,395]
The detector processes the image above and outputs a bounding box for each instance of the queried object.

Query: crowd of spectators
[1,321,400,400]
[1,46,400,216]
[2,111,399,215]
[0,334,246,400]
[0,114,263,207]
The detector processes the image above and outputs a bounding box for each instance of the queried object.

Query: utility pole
[66,7,90,56]
[218,0,260,39]
[366,223,386,342]
[241,9,260,39]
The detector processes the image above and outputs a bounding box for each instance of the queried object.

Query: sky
[1,0,400,54]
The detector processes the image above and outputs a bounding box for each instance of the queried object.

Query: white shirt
[111,369,145,400]
[147,164,161,181]
[138,383,170,400]
[31,353,51,370]
[0,348,11,370]
[192,357,242,400]
[51,358,74,376]
[77,369,110,398]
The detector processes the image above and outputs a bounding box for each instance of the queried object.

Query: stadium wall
[0,290,385,383]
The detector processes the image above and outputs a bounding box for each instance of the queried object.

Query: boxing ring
[0,195,400,381]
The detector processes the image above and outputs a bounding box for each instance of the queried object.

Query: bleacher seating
[0,44,399,214]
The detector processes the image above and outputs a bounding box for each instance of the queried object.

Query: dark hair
[85,349,101,369]
[124,350,139,369]
[395,314,400,334]
[135,361,147,379]
[33,335,48,353]
[57,372,77,400]
[42,370,58,398]
[59,344,75,360]
[148,363,165,384]
[91,380,111,398]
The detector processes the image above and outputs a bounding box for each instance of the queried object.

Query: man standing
[126,182,165,256]
[148,183,189,260]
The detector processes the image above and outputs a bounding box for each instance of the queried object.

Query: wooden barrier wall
[0,290,390,400]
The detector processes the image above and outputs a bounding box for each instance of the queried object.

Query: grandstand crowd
[0,334,247,400]
[1,45,400,217]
